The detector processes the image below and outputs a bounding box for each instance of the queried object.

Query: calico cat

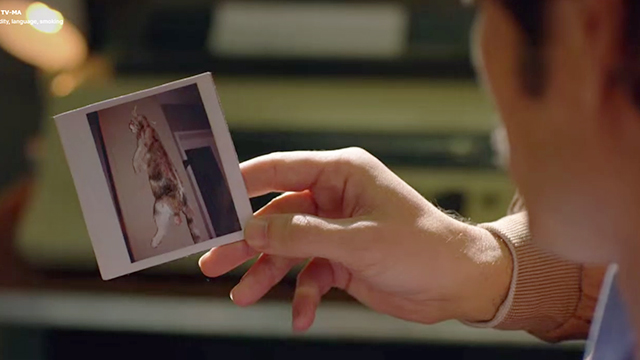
[129,106,201,248]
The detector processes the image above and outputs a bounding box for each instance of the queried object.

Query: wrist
[456,225,514,323]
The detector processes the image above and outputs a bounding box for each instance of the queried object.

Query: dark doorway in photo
[185,147,241,236]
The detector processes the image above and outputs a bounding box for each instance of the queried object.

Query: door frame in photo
[173,130,219,239]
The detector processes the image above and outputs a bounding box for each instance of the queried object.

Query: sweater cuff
[467,212,582,336]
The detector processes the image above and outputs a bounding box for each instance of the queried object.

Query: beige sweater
[476,193,606,342]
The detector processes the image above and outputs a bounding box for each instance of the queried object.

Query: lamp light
[0,0,88,72]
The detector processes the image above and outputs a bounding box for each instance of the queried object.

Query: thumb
[243,214,372,264]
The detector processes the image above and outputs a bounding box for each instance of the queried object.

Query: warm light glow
[0,0,88,72]
[50,72,78,97]
[26,2,63,34]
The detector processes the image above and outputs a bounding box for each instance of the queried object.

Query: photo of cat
[129,106,201,248]
[86,83,242,263]
[54,73,252,279]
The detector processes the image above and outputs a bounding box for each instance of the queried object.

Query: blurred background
[0,0,583,359]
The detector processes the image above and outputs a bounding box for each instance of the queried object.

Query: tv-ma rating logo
[0,10,22,15]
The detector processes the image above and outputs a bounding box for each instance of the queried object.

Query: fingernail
[244,217,269,249]
[292,314,310,333]
[230,281,253,307]
[292,306,304,332]
[231,282,247,302]
[198,251,210,267]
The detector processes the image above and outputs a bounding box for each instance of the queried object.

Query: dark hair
[620,0,640,107]
[500,0,640,107]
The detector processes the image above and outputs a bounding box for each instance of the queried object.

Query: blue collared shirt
[584,265,635,360]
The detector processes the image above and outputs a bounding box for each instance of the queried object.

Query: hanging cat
[129,106,201,248]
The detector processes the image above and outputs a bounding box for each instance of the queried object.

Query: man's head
[471,0,640,263]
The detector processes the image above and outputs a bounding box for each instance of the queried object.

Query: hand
[199,148,513,331]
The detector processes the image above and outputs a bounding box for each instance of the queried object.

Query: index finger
[241,150,336,198]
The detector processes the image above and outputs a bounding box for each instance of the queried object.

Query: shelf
[0,289,582,348]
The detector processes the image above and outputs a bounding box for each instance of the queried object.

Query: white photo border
[54,73,253,280]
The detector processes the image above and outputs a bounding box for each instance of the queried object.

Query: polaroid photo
[54,73,253,280]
